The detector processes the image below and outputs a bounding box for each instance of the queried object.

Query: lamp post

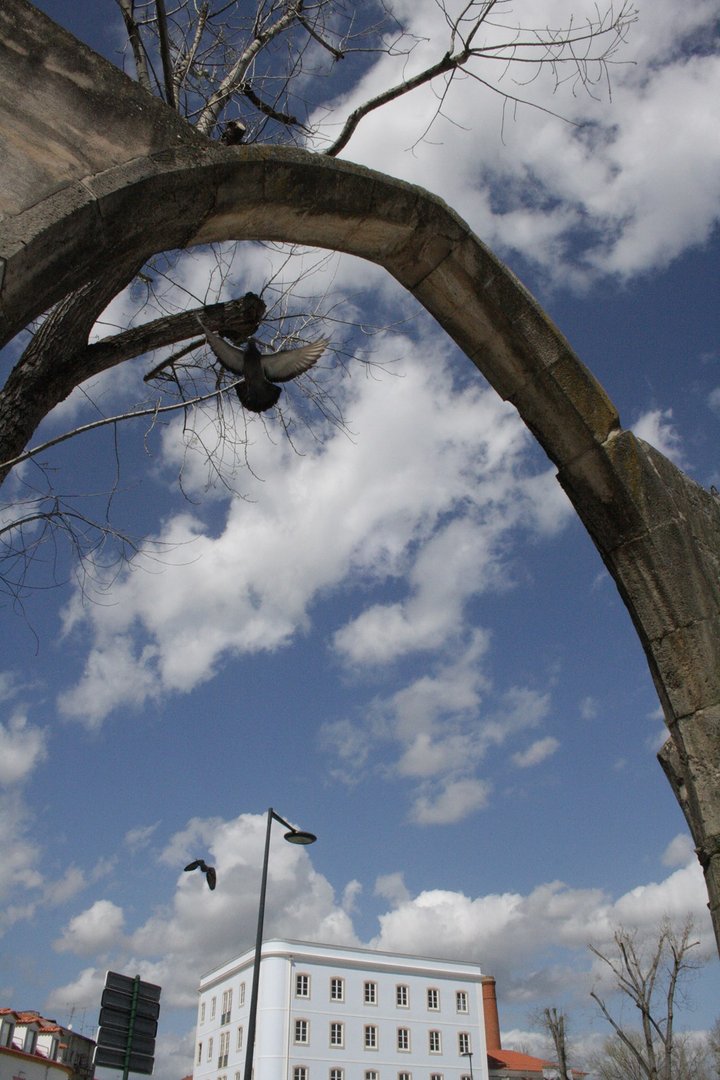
[461,1051,474,1080]
[243,808,317,1080]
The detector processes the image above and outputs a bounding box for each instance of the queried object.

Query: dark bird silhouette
[184,858,217,891]
[220,120,247,145]
[199,319,330,413]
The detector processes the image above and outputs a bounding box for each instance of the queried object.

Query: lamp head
[284,830,317,846]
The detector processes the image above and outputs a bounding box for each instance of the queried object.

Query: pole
[122,976,140,1080]
[243,809,274,1080]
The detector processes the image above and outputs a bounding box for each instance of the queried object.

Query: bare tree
[709,1017,720,1078]
[589,920,703,1080]
[589,1029,720,1080]
[542,1007,571,1080]
[0,0,638,598]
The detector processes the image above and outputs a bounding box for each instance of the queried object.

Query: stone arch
[1,0,719,948]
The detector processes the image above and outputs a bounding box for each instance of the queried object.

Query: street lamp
[243,808,317,1080]
[461,1051,474,1080]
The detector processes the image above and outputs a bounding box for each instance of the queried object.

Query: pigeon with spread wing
[199,319,330,413]
[184,858,217,891]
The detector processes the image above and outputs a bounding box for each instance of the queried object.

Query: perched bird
[199,319,330,413]
[220,119,247,145]
[184,858,217,891]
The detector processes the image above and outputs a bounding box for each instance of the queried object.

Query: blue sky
[2,0,719,1076]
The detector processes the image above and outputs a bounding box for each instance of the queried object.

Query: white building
[193,940,489,1080]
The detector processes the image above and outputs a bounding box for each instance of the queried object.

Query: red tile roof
[488,1047,554,1072]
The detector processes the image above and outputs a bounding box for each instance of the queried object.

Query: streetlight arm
[269,808,295,832]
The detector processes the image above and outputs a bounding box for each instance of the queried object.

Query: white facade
[193,940,489,1080]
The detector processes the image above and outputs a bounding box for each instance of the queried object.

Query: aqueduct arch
[2,0,720,949]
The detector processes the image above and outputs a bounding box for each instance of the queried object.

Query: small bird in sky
[198,319,330,413]
[184,858,217,891]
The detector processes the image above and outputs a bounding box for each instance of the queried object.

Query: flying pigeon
[184,858,217,891]
[198,319,330,413]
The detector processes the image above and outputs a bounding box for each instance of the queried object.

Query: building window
[293,1069,308,1080]
[235,1072,241,1080]
[365,1073,378,1080]
[296,973,311,998]
[200,1002,206,1023]
[461,1074,472,1080]
[396,985,409,1008]
[431,1074,443,1080]
[398,1073,411,1080]
[429,1031,441,1054]
[458,1033,470,1055]
[364,1025,378,1050]
[397,1028,410,1052]
[239,983,245,1006]
[211,997,217,1019]
[207,1038,214,1062]
[221,989,233,1025]
[330,1070,344,1080]
[218,1031,230,1067]
[295,1020,309,1045]
[427,988,440,1011]
[236,1027,243,1051]
[455,991,468,1014]
[330,1023,344,1048]
[196,1043,202,1065]
[330,977,345,1002]
[364,981,378,1005]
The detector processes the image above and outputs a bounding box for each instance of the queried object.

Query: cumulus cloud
[38,813,714,1080]
[125,822,161,851]
[512,736,560,768]
[49,812,360,1011]
[370,859,714,997]
[312,0,720,284]
[631,408,686,466]
[410,777,492,825]
[374,872,410,906]
[57,331,564,727]
[662,833,695,868]
[54,899,126,955]
[320,635,553,823]
[0,712,47,784]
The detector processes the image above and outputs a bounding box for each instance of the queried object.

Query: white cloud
[374,872,410,906]
[45,966,108,1013]
[312,0,720,284]
[54,899,126,955]
[125,822,161,851]
[44,866,86,907]
[370,859,714,995]
[321,637,553,823]
[512,736,560,769]
[0,788,44,916]
[631,408,686,466]
[0,712,47,784]
[57,331,564,727]
[662,833,695,868]
[48,812,360,1009]
[580,697,599,722]
[410,777,492,825]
